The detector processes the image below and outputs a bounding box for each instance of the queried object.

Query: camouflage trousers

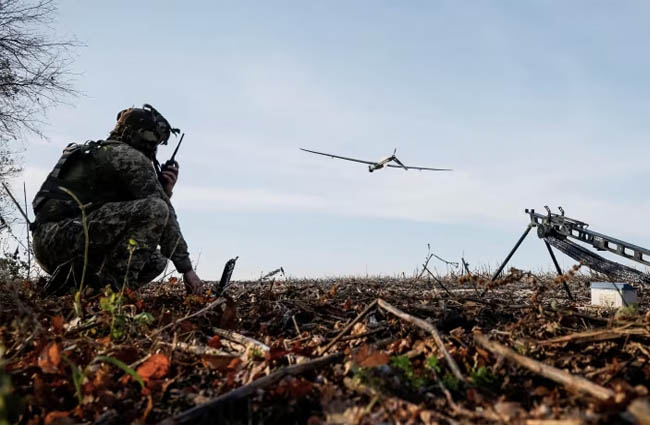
[33,197,173,289]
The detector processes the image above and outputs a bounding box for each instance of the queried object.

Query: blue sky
[11,1,650,279]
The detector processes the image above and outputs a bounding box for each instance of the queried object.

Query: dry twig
[343,376,461,425]
[320,299,378,354]
[211,327,270,352]
[160,341,238,358]
[157,352,343,425]
[538,326,649,346]
[474,333,614,401]
[152,298,225,336]
[377,298,465,383]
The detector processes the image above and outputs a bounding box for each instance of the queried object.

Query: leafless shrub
[0,0,78,240]
[0,0,78,140]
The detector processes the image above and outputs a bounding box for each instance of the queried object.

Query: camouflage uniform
[32,140,192,289]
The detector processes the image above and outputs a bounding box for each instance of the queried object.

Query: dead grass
[1,269,649,424]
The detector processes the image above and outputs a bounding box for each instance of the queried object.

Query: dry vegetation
[1,268,650,425]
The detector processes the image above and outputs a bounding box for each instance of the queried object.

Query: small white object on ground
[590,282,637,307]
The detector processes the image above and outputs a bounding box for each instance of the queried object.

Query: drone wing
[386,163,453,171]
[300,148,375,165]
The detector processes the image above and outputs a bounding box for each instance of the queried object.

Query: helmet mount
[113,103,180,146]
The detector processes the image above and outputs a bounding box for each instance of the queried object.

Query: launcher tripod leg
[490,224,533,282]
[482,224,533,296]
[545,241,562,275]
[544,241,574,301]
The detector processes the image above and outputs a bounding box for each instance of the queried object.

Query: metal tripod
[489,222,574,300]
[490,206,650,300]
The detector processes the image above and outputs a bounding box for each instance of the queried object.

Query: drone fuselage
[368,155,396,172]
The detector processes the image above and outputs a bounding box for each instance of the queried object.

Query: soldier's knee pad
[142,198,169,223]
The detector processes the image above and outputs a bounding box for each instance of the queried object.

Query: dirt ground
[1,268,649,424]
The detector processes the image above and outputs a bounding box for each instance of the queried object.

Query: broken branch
[377,298,465,383]
[538,326,649,346]
[157,352,343,425]
[474,332,614,401]
[160,341,238,358]
[152,298,225,336]
[211,327,270,352]
[320,299,378,354]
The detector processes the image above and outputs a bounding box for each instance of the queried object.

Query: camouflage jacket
[33,140,193,273]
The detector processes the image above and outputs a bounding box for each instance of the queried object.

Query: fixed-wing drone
[300,148,452,173]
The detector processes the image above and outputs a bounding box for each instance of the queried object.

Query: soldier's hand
[183,270,204,295]
[160,165,178,197]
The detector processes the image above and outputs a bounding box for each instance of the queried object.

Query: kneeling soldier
[31,104,203,295]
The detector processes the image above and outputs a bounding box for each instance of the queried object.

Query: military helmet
[112,104,179,145]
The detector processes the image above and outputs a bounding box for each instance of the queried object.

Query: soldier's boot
[135,250,168,284]
[43,259,76,297]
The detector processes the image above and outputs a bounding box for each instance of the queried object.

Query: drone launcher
[526,208,650,285]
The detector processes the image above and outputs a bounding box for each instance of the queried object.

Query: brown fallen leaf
[476,346,490,361]
[178,321,196,333]
[201,355,234,371]
[495,400,525,421]
[207,335,222,348]
[44,410,71,425]
[227,357,242,371]
[91,366,112,391]
[50,316,64,334]
[265,347,289,361]
[96,336,111,346]
[124,287,137,301]
[226,371,236,387]
[136,353,170,382]
[342,298,353,311]
[352,345,389,368]
[38,342,61,374]
[532,386,551,396]
[306,416,323,425]
[275,376,314,398]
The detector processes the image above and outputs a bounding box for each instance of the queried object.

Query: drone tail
[392,156,408,171]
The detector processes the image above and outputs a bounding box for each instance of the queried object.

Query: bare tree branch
[0,0,79,257]
[0,0,79,142]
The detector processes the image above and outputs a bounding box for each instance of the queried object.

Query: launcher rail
[491,207,650,297]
